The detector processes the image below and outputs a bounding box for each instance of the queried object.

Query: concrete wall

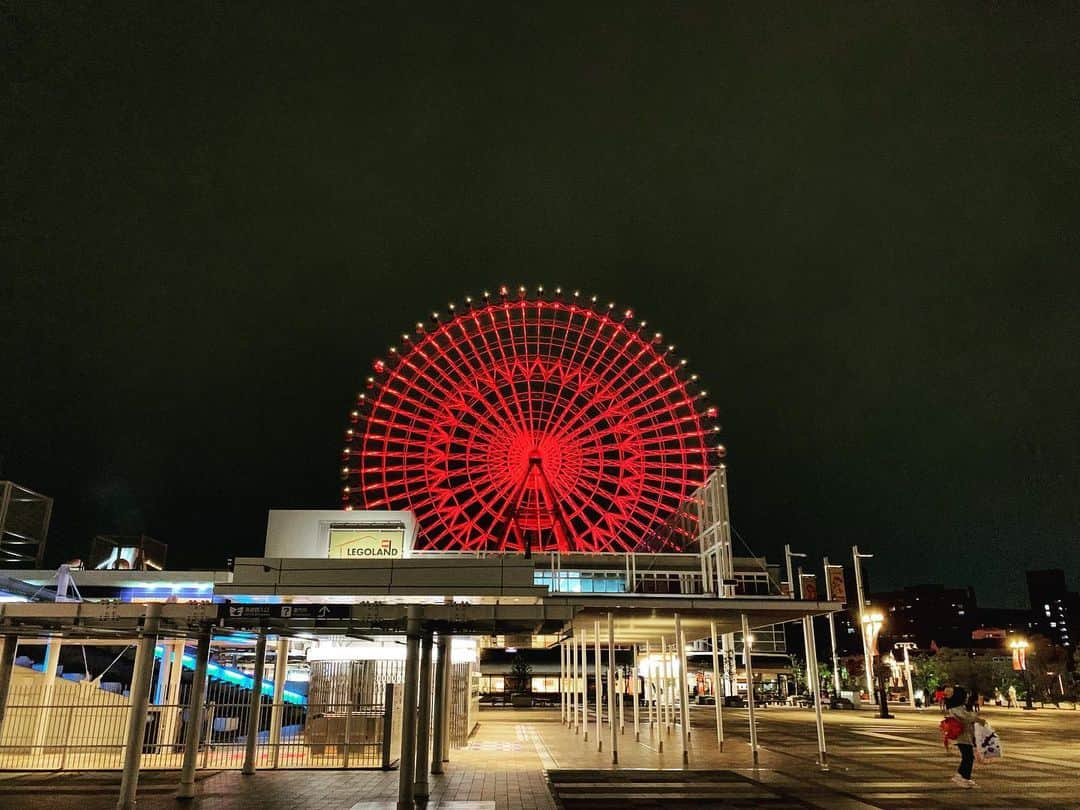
[265,510,417,558]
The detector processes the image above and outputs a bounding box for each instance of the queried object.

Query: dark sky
[4,3,1078,608]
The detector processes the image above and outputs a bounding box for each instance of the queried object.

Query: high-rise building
[1027,569,1077,651]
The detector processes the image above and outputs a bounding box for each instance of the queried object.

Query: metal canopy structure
[0,584,840,642]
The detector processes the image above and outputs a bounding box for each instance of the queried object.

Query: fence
[0,653,406,771]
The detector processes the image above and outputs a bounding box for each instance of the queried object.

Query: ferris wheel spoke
[408,337,522,436]
[545,321,647,440]
[559,380,691,449]
[475,308,534,436]
[539,309,617,439]
[556,346,681,443]
[444,316,532,438]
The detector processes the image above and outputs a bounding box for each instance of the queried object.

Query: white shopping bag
[975,721,1002,761]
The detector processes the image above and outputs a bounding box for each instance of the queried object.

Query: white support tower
[694,466,734,596]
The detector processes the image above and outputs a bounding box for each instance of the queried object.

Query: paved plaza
[0,704,1077,809]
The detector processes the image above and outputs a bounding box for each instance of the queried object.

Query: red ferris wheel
[342,286,723,553]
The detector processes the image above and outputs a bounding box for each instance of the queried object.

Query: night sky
[4,3,1078,607]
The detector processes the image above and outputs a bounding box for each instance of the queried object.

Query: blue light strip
[154,645,306,705]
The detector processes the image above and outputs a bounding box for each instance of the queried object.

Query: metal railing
[0,656,405,771]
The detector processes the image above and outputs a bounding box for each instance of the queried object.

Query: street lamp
[861,611,884,677]
[862,612,889,717]
[1009,638,1035,711]
[852,546,875,699]
[895,642,918,709]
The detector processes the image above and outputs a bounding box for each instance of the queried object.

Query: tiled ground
[1,704,1077,809]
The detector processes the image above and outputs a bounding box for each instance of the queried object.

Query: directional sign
[218,604,350,621]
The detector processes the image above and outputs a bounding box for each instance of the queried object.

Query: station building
[0,471,840,809]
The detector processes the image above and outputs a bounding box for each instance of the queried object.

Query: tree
[510,653,533,694]
[910,648,1021,703]
[1026,635,1069,705]
[788,654,807,693]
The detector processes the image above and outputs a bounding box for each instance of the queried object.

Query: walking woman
[946,686,988,788]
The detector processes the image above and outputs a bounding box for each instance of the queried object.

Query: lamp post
[1009,638,1035,711]
[895,642,918,709]
[861,611,884,707]
[852,546,875,700]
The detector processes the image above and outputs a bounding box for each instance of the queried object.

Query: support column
[709,621,724,751]
[741,614,759,767]
[631,645,640,741]
[570,634,578,733]
[618,665,625,735]
[580,629,588,742]
[675,614,691,763]
[656,639,665,738]
[566,640,573,730]
[269,636,289,769]
[593,620,602,752]
[0,635,18,739]
[823,556,843,696]
[431,634,448,774]
[241,631,267,775]
[644,641,653,733]
[160,640,185,752]
[606,613,617,764]
[177,631,212,799]
[117,604,162,810]
[560,641,567,725]
[33,637,61,752]
[805,615,828,771]
[440,635,452,765]
[397,607,421,810]
[414,632,433,799]
[653,640,663,753]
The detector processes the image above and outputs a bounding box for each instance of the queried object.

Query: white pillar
[709,621,724,751]
[741,614,759,767]
[241,632,267,775]
[33,638,61,752]
[652,640,663,753]
[823,556,843,696]
[593,620,602,751]
[0,635,17,740]
[661,636,672,735]
[632,645,640,741]
[431,634,449,774]
[177,631,211,799]
[397,607,421,810]
[645,641,653,732]
[618,660,625,734]
[160,640,185,752]
[805,615,828,771]
[117,604,162,810]
[580,629,588,742]
[269,637,288,769]
[414,632,433,798]
[562,641,568,725]
[675,614,691,763]
[606,613,617,764]
[570,634,578,733]
[853,546,874,699]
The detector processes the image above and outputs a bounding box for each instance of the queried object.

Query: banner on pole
[825,564,847,603]
[799,573,818,600]
[1012,648,1026,671]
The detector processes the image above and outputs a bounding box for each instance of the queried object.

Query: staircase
[546,769,806,809]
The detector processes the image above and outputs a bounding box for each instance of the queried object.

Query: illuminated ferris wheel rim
[342,285,725,553]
